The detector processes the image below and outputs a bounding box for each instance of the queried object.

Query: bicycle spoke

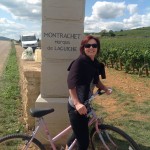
[0,134,44,150]
[90,125,140,150]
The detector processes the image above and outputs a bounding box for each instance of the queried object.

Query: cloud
[141,13,150,26]
[0,17,26,39]
[127,4,138,15]
[0,17,25,29]
[0,1,150,39]
[26,0,40,4]
[84,1,150,33]
[84,1,127,32]
[0,0,41,20]
[123,14,142,29]
[123,13,150,29]
[104,22,124,31]
[0,0,41,39]
[92,1,126,19]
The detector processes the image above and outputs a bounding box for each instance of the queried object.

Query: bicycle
[0,89,140,150]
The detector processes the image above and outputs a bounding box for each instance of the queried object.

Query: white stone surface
[42,0,85,21]
[42,20,83,60]
[41,59,70,98]
[35,95,70,145]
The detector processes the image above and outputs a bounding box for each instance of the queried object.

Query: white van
[20,34,39,50]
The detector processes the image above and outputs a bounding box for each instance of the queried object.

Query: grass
[0,42,24,136]
[112,88,134,103]
[95,86,150,150]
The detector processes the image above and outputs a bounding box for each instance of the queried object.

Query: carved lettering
[44,32,80,52]
[44,32,81,39]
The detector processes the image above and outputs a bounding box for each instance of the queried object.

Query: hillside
[115,26,150,37]
[0,36,11,41]
[86,26,150,38]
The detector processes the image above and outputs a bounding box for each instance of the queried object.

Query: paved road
[0,41,11,76]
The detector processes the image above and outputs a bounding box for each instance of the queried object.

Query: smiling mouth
[88,50,96,53]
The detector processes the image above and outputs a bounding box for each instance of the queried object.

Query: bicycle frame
[25,111,98,150]
[25,89,113,150]
[0,88,140,150]
[26,117,71,150]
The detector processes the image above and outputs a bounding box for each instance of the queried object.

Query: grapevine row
[98,37,150,76]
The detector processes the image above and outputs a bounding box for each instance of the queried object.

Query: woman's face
[84,39,98,61]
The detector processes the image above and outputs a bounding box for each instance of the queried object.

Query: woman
[67,35,111,150]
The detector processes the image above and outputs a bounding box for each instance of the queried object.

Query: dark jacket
[67,54,106,103]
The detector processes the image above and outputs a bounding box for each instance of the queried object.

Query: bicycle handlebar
[84,88,112,105]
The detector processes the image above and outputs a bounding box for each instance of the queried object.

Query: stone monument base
[35,95,71,145]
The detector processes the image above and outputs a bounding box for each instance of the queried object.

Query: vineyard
[98,37,150,77]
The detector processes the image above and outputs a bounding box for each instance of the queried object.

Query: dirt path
[95,67,150,121]
[95,68,150,148]
[0,41,11,76]
[105,68,150,101]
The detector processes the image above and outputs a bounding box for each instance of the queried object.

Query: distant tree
[108,30,116,37]
[84,33,90,36]
[100,29,108,36]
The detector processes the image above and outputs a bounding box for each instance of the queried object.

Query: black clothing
[67,54,106,150]
[67,54,106,104]
[67,54,106,89]
[67,103,89,150]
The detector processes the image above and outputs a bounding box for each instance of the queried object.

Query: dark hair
[80,35,101,55]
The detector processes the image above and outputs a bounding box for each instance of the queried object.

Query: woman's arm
[96,80,112,95]
[69,88,87,115]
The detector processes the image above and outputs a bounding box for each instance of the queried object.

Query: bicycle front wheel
[0,134,46,150]
[90,124,140,150]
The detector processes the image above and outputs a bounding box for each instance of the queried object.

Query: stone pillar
[35,0,85,145]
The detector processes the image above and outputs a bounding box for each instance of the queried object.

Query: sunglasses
[84,43,98,48]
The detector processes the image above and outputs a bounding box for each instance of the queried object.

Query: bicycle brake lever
[97,88,112,95]
[97,89,105,95]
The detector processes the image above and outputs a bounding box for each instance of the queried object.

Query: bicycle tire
[90,124,140,150]
[0,134,46,150]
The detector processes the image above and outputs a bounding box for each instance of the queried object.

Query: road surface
[0,40,11,76]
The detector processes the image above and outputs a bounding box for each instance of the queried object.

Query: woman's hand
[75,103,87,115]
[69,88,87,115]
[105,88,112,95]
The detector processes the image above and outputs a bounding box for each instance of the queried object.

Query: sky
[0,0,150,40]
